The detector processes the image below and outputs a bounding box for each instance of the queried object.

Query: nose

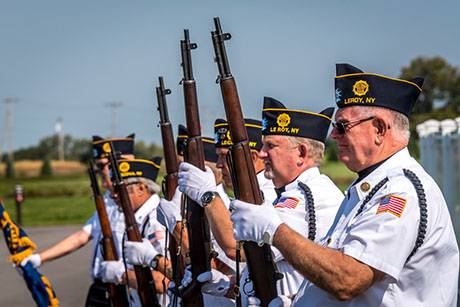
[330,126,341,140]
[258,147,268,159]
[216,154,225,169]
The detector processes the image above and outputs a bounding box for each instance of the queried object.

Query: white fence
[416,117,460,235]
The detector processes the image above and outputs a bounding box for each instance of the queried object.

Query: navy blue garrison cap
[92,134,135,159]
[262,97,334,144]
[214,118,263,151]
[335,63,424,117]
[118,157,162,182]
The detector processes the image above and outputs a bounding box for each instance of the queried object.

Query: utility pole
[54,117,64,161]
[1,97,19,161]
[105,101,123,137]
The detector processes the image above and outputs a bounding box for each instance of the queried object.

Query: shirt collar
[284,167,320,192]
[134,193,160,224]
[351,147,413,200]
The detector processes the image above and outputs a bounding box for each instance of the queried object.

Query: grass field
[0,174,94,226]
[0,160,356,226]
[0,160,86,177]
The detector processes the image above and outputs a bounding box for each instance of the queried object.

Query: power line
[104,101,123,137]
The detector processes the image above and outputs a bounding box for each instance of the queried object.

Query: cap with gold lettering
[335,63,424,117]
[214,118,263,151]
[117,157,162,182]
[92,134,135,159]
[261,97,334,144]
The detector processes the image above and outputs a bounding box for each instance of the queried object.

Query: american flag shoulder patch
[376,194,407,218]
[274,197,300,209]
[147,230,165,243]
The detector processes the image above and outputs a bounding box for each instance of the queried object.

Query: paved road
[0,225,93,306]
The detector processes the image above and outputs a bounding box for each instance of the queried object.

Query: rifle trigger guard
[190,43,197,49]
[215,76,221,84]
[179,79,184,85]
[223,33,232,40]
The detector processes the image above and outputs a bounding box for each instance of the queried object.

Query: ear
[250,150,259,163]
[373,118,387,145]
[298,143,308,160]
[136,183,146,196]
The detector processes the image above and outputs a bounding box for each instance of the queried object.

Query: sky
[1,0,460,151]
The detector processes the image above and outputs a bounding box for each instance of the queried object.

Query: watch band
[149,254,163,270]
[201,191,219,207]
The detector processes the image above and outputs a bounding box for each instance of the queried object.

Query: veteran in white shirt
[232,64,459,307]
[177,100,343,306]
[99,158,170,306]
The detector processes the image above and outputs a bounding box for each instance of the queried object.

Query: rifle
[156,76,185,292]
[211,17,282,306]
[107,143,161,307]
[180,28,212,305]
[88,162,129,307]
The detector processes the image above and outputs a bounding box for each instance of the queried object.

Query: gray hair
[125,177,161,195]
[286,136,325,166]
[354,106,410,143]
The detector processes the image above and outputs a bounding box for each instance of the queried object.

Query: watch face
[201,192,213,204]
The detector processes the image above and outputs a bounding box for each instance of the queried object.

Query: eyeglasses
[332,116,375,134]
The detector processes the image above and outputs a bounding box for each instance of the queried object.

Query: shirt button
[360,182,371,192]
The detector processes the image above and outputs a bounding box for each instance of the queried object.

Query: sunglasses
[332,116,375,134]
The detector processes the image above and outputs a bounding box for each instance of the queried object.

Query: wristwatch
[149,254,163,270]
[200,191,219,207]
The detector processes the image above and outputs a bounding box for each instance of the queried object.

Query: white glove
[269,295,292,307]
[197,269,230,297]
[125,238,157,267]
[248,296,261,307]
[248,295,291,307]
[178,162,217,206]
[99,260,125,284]
[230,199,282,245]
[167,281,182,307]
[157,188,183,233]
[20,254,41,268]
[181,265,193,288]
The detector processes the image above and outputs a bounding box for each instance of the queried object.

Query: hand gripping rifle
[211,17,282,306]
[156,76,186,292]
[179,29,212,306]
[88,162,129,307]
[107,143,160,307]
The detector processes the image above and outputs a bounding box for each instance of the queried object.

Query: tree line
[3,136,162,163]
[5,56,460,165]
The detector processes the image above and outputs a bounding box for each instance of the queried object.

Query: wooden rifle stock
[155,76,186,290]
[211,17,281,306]
[156,76,179,200]
[88,162,129,307]
[107,143,160,307]
[180,29,211,306]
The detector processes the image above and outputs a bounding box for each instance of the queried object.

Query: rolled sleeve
[82,212,97,234]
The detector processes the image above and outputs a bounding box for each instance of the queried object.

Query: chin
[338,155,354,171]
[264,169,275,180]
[341,159,360,173]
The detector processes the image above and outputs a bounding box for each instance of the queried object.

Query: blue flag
[0,202,59,307]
